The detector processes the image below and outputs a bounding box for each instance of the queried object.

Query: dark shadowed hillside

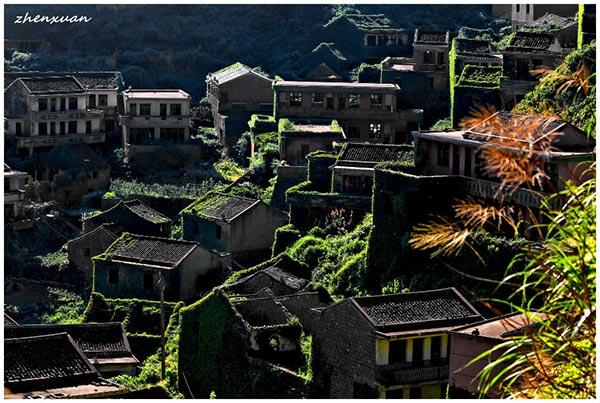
[4,4,495,99]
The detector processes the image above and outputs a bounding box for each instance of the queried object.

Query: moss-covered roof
[207,62,271,84]
[181,192,260,222]
[456,65,503,88]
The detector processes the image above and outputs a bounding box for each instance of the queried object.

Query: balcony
[30,109,104,122]
[15,133,106,148]
[465,177,558,209]
[376,361,449,386]
[120,115,191,128]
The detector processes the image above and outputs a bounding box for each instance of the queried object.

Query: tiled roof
[452,312,548,340]
[104,234,198,268]
[122,200,171,224]
[19,76,85,94]
[414,29,450,45]
[226,266,309,296]
[4,333,97,388]
[208,62,271,84]
[530,13,577,32]
[327,14,395,31]
[351,288,481,329]
[183,192,260,222]
[507,31,555,51]
[454,38,492,54]
[4,323,134,359]
[233,297,293,329]
[4,71,122,90]
[338,143,413,164]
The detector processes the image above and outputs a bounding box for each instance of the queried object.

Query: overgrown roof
[530,13,577,32]
[414,28,450,45]
[325,13,397,31]
[98,233,199,268]
[337,143,413,164]
[506,31,557,51]
[181,192,260,222]
[207,62,271,85]
[19,76,85,94]
[457,65,503,88]
[349,287,482,333]
[4,333,98,388]
[454,38,493,54]
[225,265,309,296]
[4,323,136,360]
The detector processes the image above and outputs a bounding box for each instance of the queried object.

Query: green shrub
[272,224,301,256]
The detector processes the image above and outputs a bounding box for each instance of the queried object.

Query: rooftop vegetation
[456,65,503,89]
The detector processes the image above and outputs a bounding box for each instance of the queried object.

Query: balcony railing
[377,361,449,385]
[15,133,106,148]
[30,109,104,122]
[465,177,558,209]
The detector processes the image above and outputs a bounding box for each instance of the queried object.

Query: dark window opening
[301,144,310,159]
[170,103,182,116]
[86,121,92,134]
[15,122,22,136]
[348,94,360,108]
[140,103,151,116]
[215,225,222,240]
[38,122,48,135]
[98,94,108,107]
[370,94,383,106]
[338,96,346,110]
[423,50,434,64]
[143,272,154,290]
[389,339,407,364]
[312,93,323,104]
[60,98,66,111]
[326,97,334,110]
[430,336,442,365]
[50,98,57,112]
[38,98,48,111]
[50,122,56,136]
[412,338,424,364]
[68,121,77,134]
[436,143,450,167]
[160,103,167,117]
[438,52,445,65]
[108,268,119,284]
[130,103,137,116]
[366,35,376,46]
[68,97,78,110]
[290,92,302,107]
[386,389,405,399]
[60,122,65,135]
[369,123,382,138]
[88,95,96,109]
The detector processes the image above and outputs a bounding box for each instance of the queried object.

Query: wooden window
[290,92,302,106]
[389,339,406,364]
[108,267,119,284]
[68,97,78,110]
[140,103,151,116]
[436,143,449,167]
[170,103,182,116]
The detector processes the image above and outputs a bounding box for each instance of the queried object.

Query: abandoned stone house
[413,111,595,216]
[322,14,410,63]
[4,332,127,399]
[3,163,33,221]
[509,3,578,29]
[311,287,483,399]
[527,13,579,49]
[181,192,288,263]
[82,199,172,237]
[274,81,422,144]
[452,65,503,127]
[120,89,194,165]
[279,119,346,166]
[224,265,310,297]
[68,224,117,286]
[451,38,503,81]
[500,31,567,110]
[206,62,274,153]
[4,322,139,377]
[4,76,107,159]
[30,143,110,207]
[448,312,547,397]
[93,233,231,301]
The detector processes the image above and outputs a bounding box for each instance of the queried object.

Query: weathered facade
[67,224,118,286]
[181,192,288,262]
[206,63,274,153]
[312,288,483,398]
[4,76,107,158]
[510,4,578,28]
[3,163,33,221]
[279,119,345,166]
[500,31,567,110]
[274,81,422,144]
[93,233,231,301]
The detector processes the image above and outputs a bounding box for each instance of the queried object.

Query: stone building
[82,199,172,237]
[4,322,139,377]
[411,29,451,89]
[3,163,33,221]
[181,192,288,263]
[510,4,578,29]
[452,65,503,127]
[4,332,127,398]
[528,13,579,49]
[413,112,595,214]
[322,14,410,63]
[500,31,566,110]
[279,119,346,166]
[120,89,196,166]
[312,288,483,398]
[206,63,274,153]
[274,81,422,144]
[448,313,547,397]
[31,143,110,207]
[4,76,106,158]
[93,233,231,301]
[67,224,117,287]
[225,265,310,297]
[451,38,503,80]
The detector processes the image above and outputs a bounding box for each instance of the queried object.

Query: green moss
[456,65,502,88]
[449,38,457,127]
[277,118,294,133]
[92,232,136,261]
[577,4,584,49]
[248,114,276,130]
[272,224,301,256]
[180,192,232,216]
[330,119,342,133]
